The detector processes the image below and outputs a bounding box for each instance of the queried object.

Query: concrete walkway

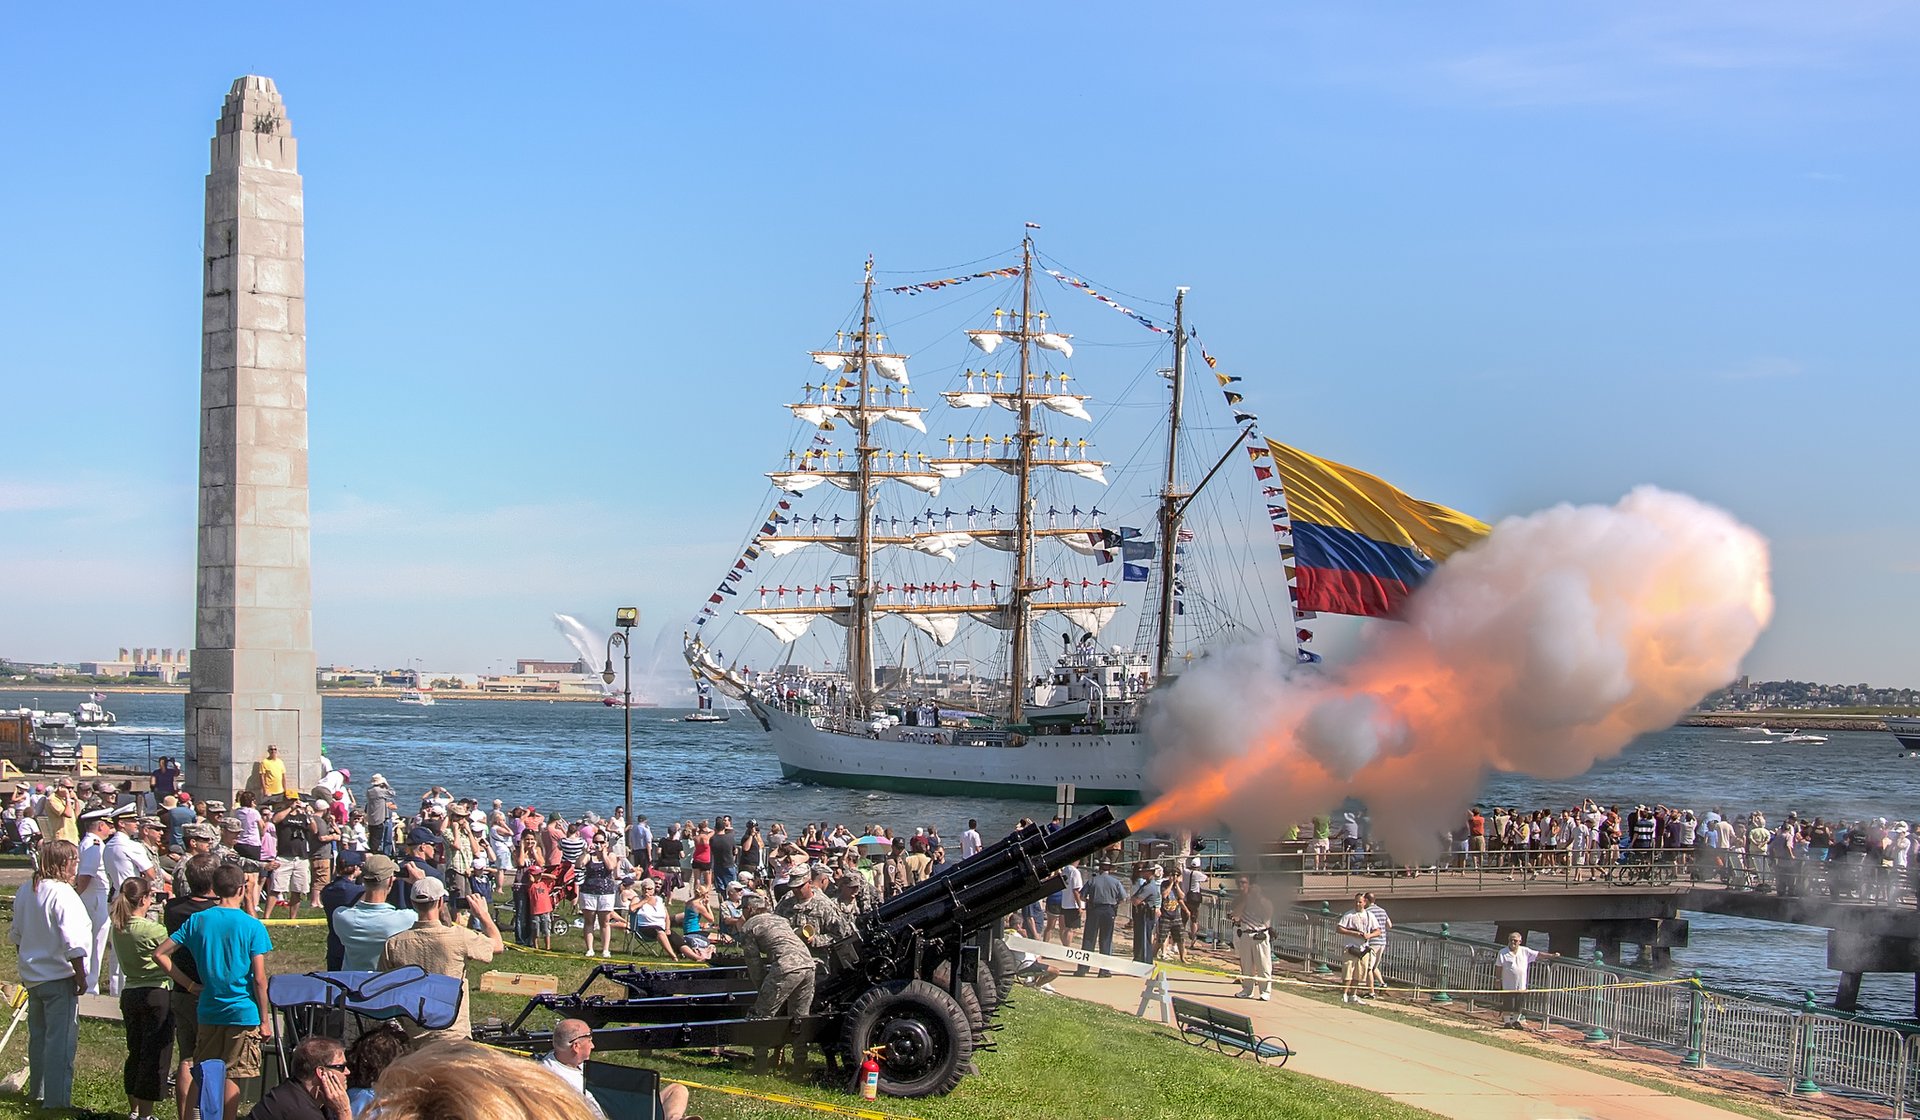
[1050,966,1757,1120]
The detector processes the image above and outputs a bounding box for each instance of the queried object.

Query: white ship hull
[753,698,1147,804]
[1889,717,1920,752]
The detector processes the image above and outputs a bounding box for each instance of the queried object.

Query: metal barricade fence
[1263,907,1920,1115]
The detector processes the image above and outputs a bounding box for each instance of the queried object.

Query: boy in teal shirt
[155,864,273,1118]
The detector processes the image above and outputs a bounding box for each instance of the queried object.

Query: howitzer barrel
[869,806,1131,940]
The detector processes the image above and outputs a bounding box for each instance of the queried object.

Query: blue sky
[1,3,1915,685]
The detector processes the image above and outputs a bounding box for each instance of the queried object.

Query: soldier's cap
[410,877,448,903]
[220,816,245,832]
[113,803,141,819]
[80,807,113,823]
[809,864,834,880]
[183,822,218,843]
[361,854,398,882]
[138,816,164,830]
[202,801,228,813]
[338,850,366,868]
[739,890,764,905]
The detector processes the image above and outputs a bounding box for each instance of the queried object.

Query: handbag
[1345,944,1370,958]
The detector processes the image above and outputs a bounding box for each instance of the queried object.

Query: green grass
[0,922,1444,1120]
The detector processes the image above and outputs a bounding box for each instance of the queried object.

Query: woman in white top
[629,878,677,959]
[9,839,92,1109]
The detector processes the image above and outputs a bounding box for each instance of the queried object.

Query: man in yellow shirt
[254,745,286,800]
[43,778,80,843]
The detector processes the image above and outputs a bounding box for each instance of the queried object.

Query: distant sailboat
[684,678,730,723]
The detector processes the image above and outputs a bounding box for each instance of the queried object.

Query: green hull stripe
[777,763,1142,806]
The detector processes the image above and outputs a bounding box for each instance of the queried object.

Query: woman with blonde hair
[8,839,91,1109]
[110,877,174,1120]
[366,1040,597,1120]
[680,884,716,962]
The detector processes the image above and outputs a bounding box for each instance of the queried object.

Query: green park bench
[1170,995,1291,1066]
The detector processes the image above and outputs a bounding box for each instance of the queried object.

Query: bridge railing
[1271,909,1920,1115]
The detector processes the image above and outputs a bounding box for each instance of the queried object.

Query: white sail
[1040,395,1093,422]
[968,607,1014,630]
[931,461,976,480]
[791,404,837,427]
[1054,461,1109,485]
[884,408,928,433]
[944,392,993,409]
[825,473,865,492]
[1056,605,1119,635]
[894,473,943,495]
[910,532,975,561]
[900,612,963,645]
[810,352,848,372]
[759,539,814,558]
[769,472,827,491]
[744,612,819,643]
[1036,333,1074,357]
[871,355,909,383]
[1057,531,1105,557]
[966,330,1004,354]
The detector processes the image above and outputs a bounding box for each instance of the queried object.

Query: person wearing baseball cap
[377,871,502,1045]
[332,854,414,973]
[75,806,116,993]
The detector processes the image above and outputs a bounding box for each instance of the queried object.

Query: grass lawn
[0,913,1443,1120]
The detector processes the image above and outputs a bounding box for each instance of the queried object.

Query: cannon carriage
[477,806,1131,1097]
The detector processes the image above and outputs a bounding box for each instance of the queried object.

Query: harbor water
[8,689,1912,1017]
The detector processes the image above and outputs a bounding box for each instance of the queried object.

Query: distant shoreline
[4,684,668,706]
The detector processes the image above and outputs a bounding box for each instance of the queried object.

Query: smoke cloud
[1134,487,1773,858]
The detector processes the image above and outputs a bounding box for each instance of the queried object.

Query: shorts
[1060,909,1082,930]
[171,987,201,1058]
[195,1023,263,1080]
[532,913,554,937]
[235,843,262,862]
[580,892,617,913]
[311,856,333,891]
[271,857,312,895]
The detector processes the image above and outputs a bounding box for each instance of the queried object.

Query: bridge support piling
[1836,971,1863,1013]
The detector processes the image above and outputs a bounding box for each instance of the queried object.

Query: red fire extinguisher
[860,1046,884,1101]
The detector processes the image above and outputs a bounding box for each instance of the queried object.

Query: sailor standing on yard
[738,890,816,1074]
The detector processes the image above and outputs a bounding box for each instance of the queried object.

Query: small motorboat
[75,697,116,727]
[1779,729,1829,744]
[398,689,436,706]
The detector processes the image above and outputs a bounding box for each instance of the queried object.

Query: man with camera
[1336,892,1381,1003]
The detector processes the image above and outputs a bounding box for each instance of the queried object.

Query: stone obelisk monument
[185,76,323,803]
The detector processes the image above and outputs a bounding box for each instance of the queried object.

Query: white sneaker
[1342,993,1352,1003]
[1258,992,1270,1001]
[1040,983,1058,994]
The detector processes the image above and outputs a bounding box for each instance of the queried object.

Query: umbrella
[855,835,892,850]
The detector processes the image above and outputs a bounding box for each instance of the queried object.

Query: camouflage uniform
[169,826,270,897]
[740,910,815,1019]
[775,891,853,948]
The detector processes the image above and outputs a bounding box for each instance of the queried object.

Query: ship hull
[755,700,1147,805]
[1889,717,1920,752]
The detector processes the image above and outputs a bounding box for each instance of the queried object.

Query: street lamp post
[602,607,639,828]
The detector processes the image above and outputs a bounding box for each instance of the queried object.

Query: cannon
[478,805,1131,1096]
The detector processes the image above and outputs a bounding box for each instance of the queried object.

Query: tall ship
[683,234,1485,804]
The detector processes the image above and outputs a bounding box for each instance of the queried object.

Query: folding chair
[583,1060,664,1120]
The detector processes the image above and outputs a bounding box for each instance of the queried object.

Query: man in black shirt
[163,853,221,1120]
[268,795,317,921]
[711,823,739,889]
[251,1036,350,1120]
[318,853,367,971]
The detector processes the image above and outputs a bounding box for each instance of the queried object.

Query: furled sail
[966,330,1005,354]
[1036,333,1074,357]
[900,612,963,645]
[743,612,821,643]
[871,355,909,383]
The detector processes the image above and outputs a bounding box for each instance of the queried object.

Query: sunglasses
[322,1061,350,1071]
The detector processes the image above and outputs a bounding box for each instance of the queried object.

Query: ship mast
[1154,287,1188,678]
[849,259,877,714]
[1008,235,1038,723]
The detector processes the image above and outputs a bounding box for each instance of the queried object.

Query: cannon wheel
[843,979,974,1097]
[988,937,1019,995]
[953,978,987,1044]
[971,968,1000,1017]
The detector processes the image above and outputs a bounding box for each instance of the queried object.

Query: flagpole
[1154,288,1189,678]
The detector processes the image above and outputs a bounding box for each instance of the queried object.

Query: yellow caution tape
[499,942,713,970]
[668,1077,920,1120]
[261,918,328,926]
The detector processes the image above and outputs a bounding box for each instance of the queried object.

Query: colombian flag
[1268,440,1490,618]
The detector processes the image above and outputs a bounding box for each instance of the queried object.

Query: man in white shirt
[538,1018,689,1120]
[103,807,158,894]
[960,819,983,861]
[72,808,114,995]
[1335,893,1380,1003]
[1495,931,1559,1028]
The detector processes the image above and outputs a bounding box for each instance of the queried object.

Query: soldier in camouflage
[738,891,816,1074]
[776,866,853,947]
[169,819,272,898]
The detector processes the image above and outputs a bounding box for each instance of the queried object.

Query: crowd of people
[4,758,1181,1117]
[1282,800,1920,904]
